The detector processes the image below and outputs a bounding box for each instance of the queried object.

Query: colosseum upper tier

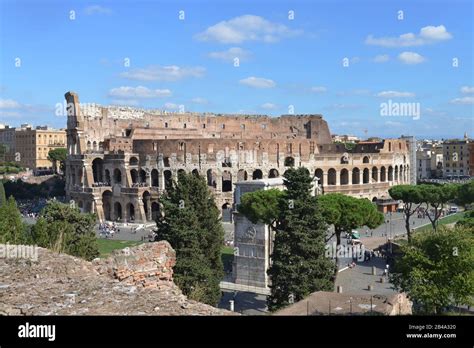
[64,91,412,223]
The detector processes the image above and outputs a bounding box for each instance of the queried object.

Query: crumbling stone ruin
[64,91,412,223]
[0,242,234,315]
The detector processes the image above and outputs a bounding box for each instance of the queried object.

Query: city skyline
[0,0,473,139]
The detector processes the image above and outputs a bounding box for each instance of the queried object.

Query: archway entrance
[114,202,122,221]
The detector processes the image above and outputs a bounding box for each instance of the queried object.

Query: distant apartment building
[469,142,474,176]
[416,141,443,179]
[14,125,67,174]
[332,134,360,143]
[0,124,16,162]
[443,138,471,178]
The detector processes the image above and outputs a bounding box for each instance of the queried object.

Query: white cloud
[195,15,302,44]
[120,65,205,82]
[376,91,415,98]
[450,97,474,105]
[398,52,426,64]
[365,25,452,47]
[373,54,390,63]
[108,86,172,99]
[239,77,276,89]
[208,47,252,62]
[461,86,474,94]
[164,103,179,110]
[0,98,21,109]
[191,97,208,104]
[84,5,112,15]
[310,86,327,93]
[260,103,277,110]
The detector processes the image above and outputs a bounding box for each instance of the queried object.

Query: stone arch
[93,141,97,151]
[151,169,159,187]
[151,202,160,221]
[143,191,151,221]
[222,170,232,192]
[340,156,349,164]
[127,203,135,222]
[340,168,349,185]
[87,141,92,151]
[269,168,279,178]
[164,170,172,190]
[92,158,104,183]
[363,168,370,184]
[315,168,324,186]
[380,166,386,182]
[372,167,378,182]
[113,168,122,184]
[372,197,378,203]
[394,165,399,181]
[114,202,122,221]
[177,169,185,181]
[192,169,199,176]
[388,166,393,181]
[237,169,248,181]
[207,169,216,188]
[328,168,336,185]
[130,169,138,184]
[139,169,147,183]
[284,156,295,167]
[102,191,113,220]
[105,169,111,185]
[363,156,370,164]
[129,157,139,166]
[252,169,263,180]
[352,167,360,184]
[222,203,232,223]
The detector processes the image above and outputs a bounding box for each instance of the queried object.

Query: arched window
[340,169,349,185]
[328,168,336,185]
[252,169,263,180]
[222,171,232,192]
[113,168,122,184]
[352,168,360,184]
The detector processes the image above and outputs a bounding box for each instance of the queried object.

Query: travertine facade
[64,91,412,223]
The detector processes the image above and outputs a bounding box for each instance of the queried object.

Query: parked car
[449,206,459,214]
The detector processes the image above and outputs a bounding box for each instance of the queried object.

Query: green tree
[47,148,67,174]
[0,196,27,244]
[318,193,384,260]
[155,171,224,306]
[390,226,474,314]
[456,210,474,229]
[238,188,284,228]
[239,168,334,311]
[31,200,99,260]
[457,181,474,206]
[419,184,457,231]
[0,180,6,207]
[389,185,424,242]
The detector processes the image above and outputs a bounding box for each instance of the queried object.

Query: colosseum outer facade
[64,91,412,223]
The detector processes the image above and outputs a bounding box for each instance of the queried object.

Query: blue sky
[0,0,473,139]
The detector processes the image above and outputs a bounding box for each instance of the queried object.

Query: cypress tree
[0,180,6,207]
[267,168,334,311]
[156,171,224,305]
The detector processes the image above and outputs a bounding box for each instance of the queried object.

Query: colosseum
[64,91,412,223]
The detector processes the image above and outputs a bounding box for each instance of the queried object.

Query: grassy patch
[414,212,466,233]
[221,246,234,272]
[97,239,144,257]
